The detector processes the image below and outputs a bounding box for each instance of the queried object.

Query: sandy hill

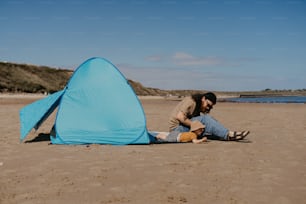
[0,62,72,94]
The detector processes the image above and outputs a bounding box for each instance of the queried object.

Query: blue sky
[1,0,305,91]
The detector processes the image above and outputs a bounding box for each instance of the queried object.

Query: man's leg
[191,115,228,140]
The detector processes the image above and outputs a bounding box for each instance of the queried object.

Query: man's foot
[227,131,250,141]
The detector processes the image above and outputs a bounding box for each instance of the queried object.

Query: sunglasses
[206,100,214,110]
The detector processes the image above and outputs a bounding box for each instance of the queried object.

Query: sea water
[224,96,306,103]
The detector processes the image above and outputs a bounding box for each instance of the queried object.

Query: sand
[0,95,305,204]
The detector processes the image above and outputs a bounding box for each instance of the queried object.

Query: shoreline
[1,93,306,105]
[1,91,306,105]
[0,93,46,99]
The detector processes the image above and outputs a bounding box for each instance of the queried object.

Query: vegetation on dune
[0,62,72,93]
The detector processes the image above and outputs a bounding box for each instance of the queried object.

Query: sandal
[227,130,250,141]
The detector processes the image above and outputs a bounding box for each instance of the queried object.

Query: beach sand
[0,95,305,204]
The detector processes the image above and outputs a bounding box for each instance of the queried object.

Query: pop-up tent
[20,57,153,145]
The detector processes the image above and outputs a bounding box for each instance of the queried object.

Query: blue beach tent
[19,57,153,145]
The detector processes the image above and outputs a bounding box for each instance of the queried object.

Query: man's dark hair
[191,92,217,117]
[204,92,217,104]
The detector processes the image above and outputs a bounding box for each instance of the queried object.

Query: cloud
[146,55,163,62]
[116,62,291,91]
[116,63,236,90]
[172,52,225,66]
[145,52,225,67]
[116,53,278,91]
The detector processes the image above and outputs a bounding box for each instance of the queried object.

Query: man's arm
[176,111,192,127]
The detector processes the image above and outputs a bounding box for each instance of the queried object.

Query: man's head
[201,92,217,113]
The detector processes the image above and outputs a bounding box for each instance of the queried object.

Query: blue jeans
[172,115,228,140]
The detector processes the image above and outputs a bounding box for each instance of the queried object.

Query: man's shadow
[206,135,252,143]
[25,133,50,143]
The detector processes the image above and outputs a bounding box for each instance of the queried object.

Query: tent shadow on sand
[25,133,51,143]
[23,133,252,144]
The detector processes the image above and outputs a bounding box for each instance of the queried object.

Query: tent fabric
[19,57,151,145]
[19,90,65,141]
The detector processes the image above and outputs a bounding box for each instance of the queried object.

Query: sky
[1,0,306,91]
